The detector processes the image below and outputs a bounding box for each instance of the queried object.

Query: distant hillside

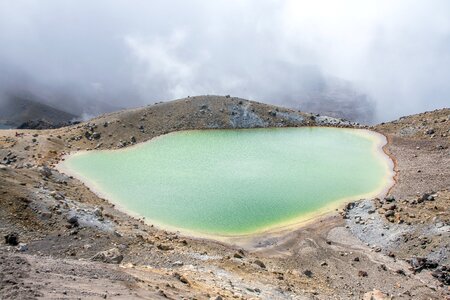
[0,94,78,128]
[282,77,375,124]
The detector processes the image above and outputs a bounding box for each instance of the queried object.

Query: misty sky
[0,0,449,122]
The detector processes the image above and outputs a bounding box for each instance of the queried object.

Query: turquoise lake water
[60,128,393,236]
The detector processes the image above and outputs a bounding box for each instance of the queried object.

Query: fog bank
[0,0,449,123]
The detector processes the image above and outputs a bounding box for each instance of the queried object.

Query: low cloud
[0,0,449,123]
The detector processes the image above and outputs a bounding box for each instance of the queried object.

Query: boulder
[4,232,19,246]
[66,214,79,226]
[91,248,123,264]
[420,192,435,202]
[431,266,450,285]
[345,202,356,211]
[409,257,438,273]
[253,259,266,269]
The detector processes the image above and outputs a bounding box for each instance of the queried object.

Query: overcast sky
[0,0,449,122]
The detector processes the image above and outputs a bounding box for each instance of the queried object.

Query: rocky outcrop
[228,102,267,128]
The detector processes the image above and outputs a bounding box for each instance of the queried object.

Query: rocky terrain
[0,95,448,299]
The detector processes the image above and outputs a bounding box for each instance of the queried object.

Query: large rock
[431,266,450,285]
[66,214,79,226]
[409,257,438,273]
[4,233,19,246]
[91,248,123,264]
[253,259,266,269]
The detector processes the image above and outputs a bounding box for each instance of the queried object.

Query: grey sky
[0,0,449,122]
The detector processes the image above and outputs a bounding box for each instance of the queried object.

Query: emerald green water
[60,128,393,236]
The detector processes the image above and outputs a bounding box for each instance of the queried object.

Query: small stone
[16,243,28,252]
[395,269,406,275]
[425,128,435,135]
[93,207,103,217]
[384,210,395,217]
[253,259,266,269]
[303,270,313,278]
[173,272,189,284]
[157,244,173,251]
[91,248,123,264]
[172,261,183,267]
[358,270,368,277]
[384,196,395,202]
[157,290,167,298]
[385,204,396,210]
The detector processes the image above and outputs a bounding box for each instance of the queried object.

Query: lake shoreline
[57,127,395,245]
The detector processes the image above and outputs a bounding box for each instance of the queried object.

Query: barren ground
[0,96,449,299]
